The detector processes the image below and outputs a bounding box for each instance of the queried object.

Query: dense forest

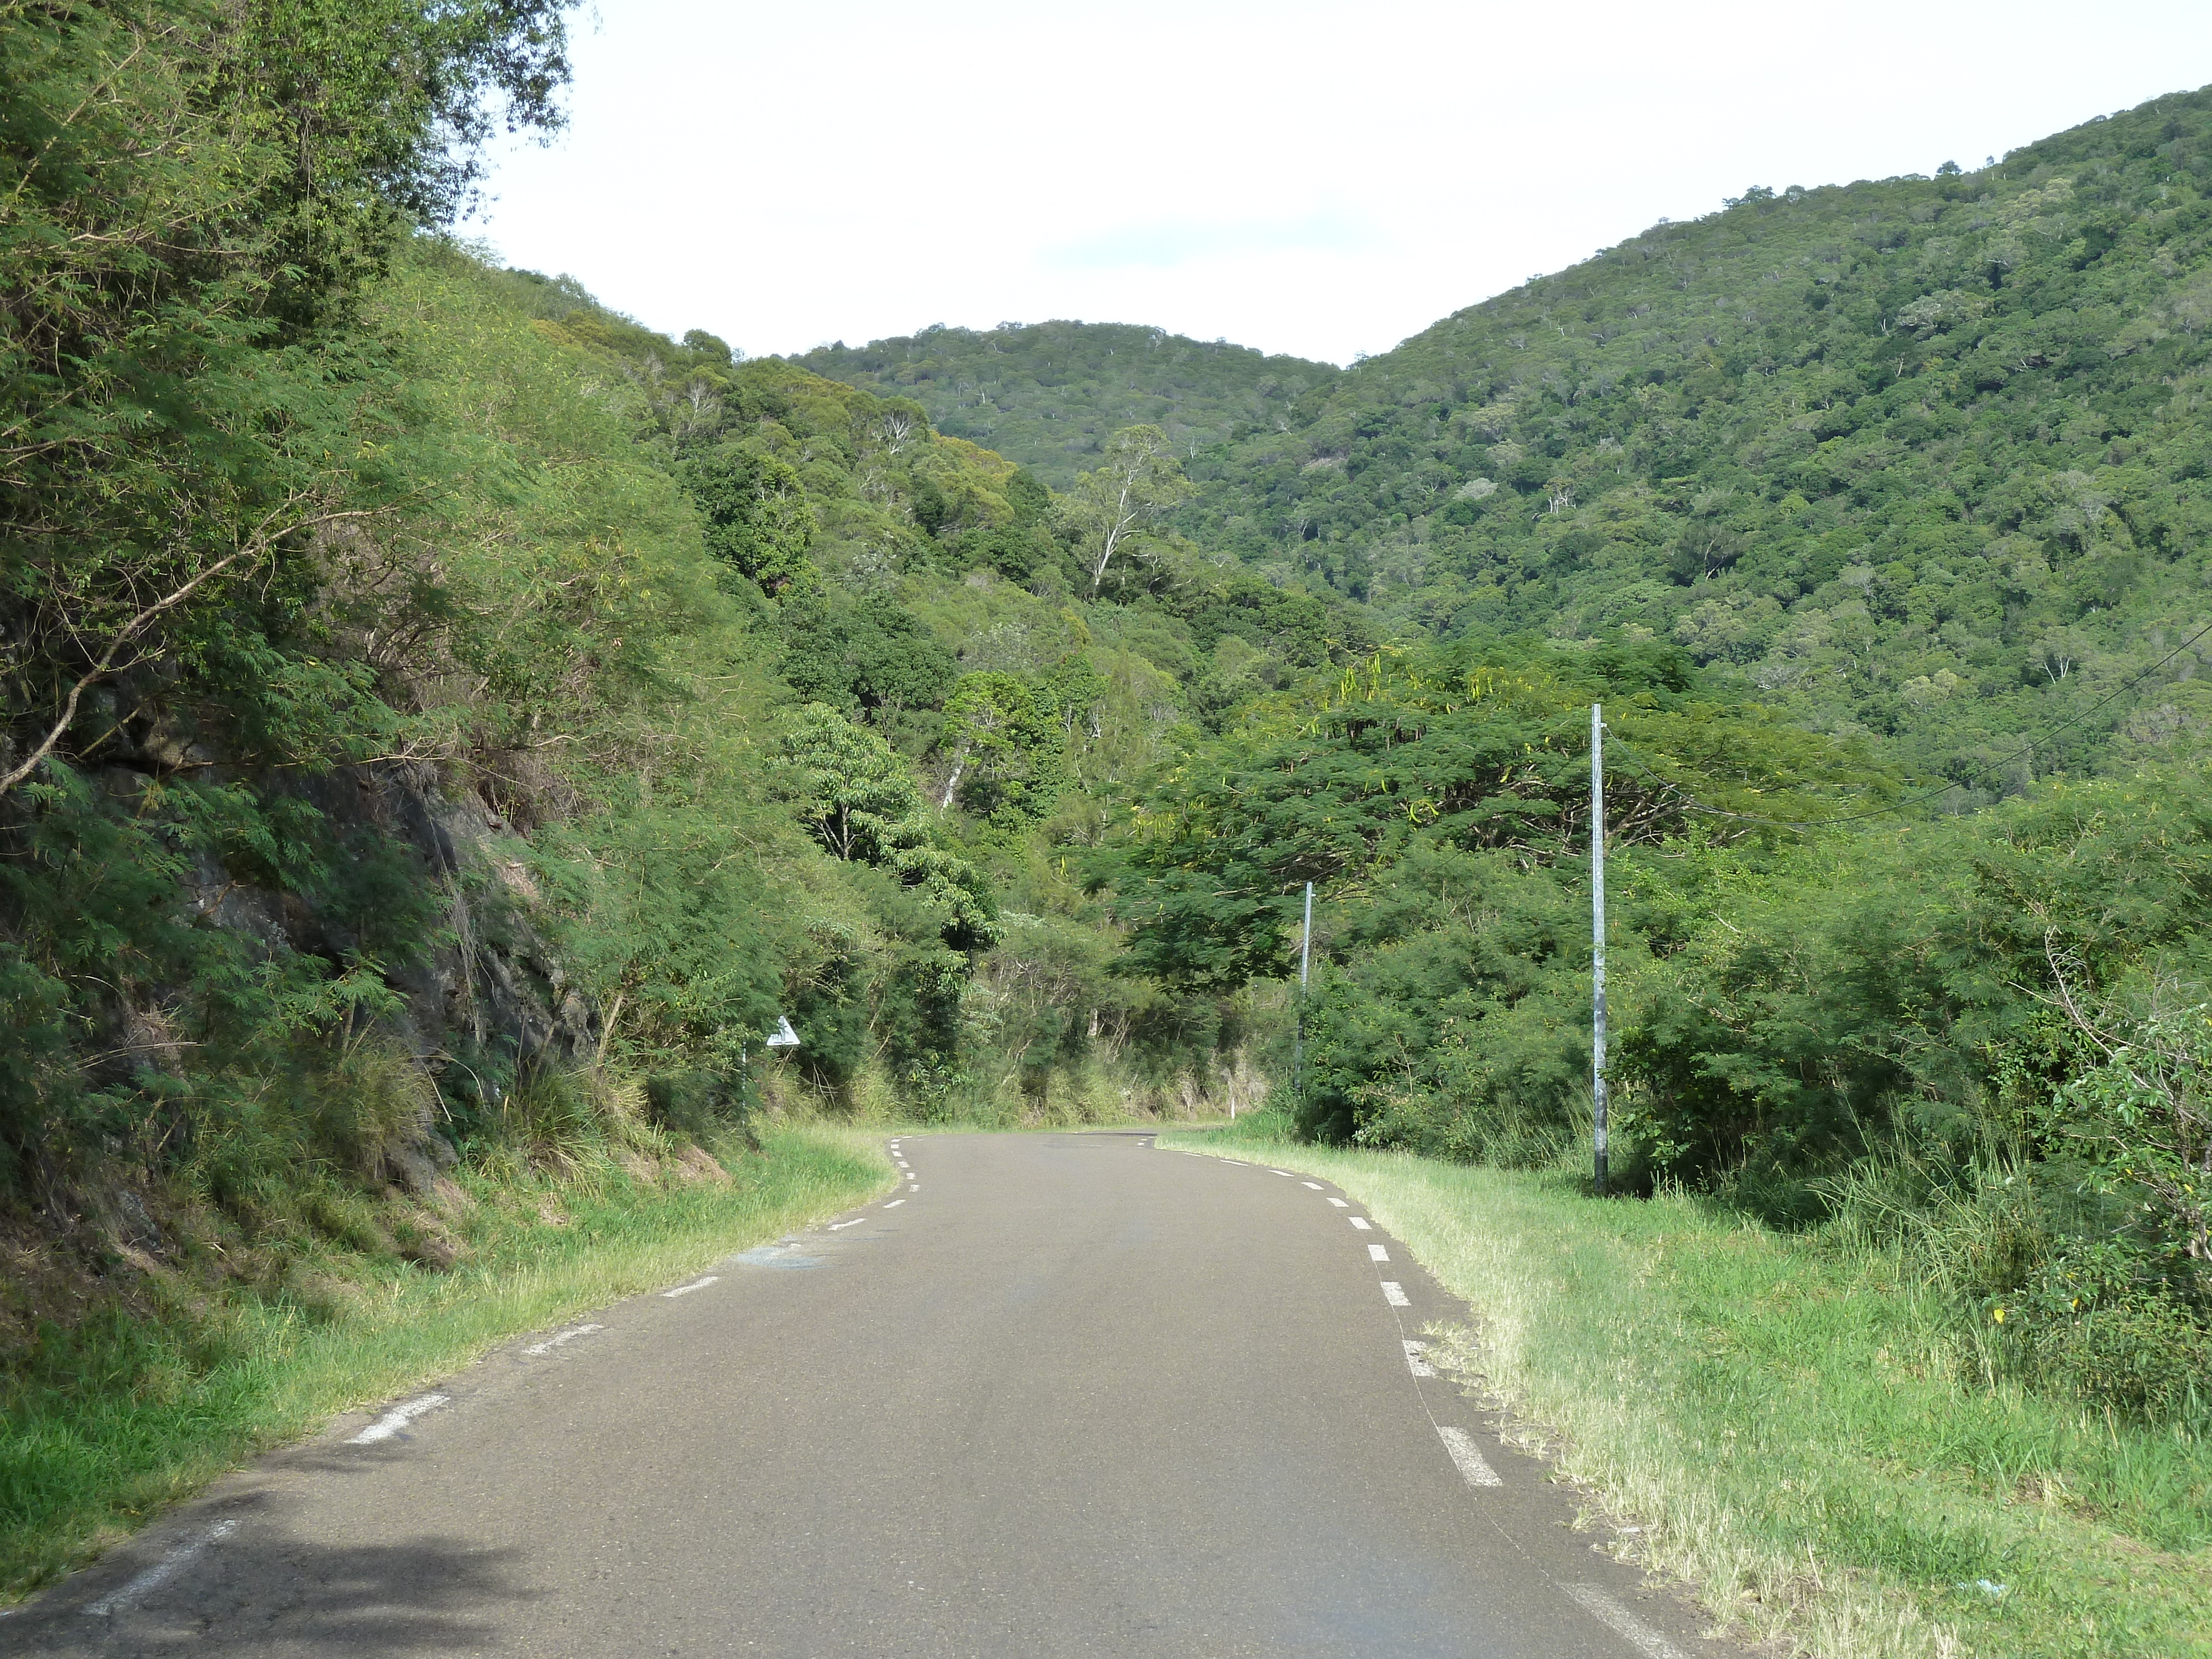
[3,0,2207,1444]
[796,322,1337,489]
[1173,113,2212,791]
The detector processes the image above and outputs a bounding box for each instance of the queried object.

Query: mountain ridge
[805,87,2212,789]
[795,320,1338,489]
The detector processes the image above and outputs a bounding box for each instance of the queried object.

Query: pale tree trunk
[1089,472,1141,594]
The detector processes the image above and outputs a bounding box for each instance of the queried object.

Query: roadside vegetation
[1166,1114,2212,1659]
[8,0,2212,1642]
[3,1119,891,1599]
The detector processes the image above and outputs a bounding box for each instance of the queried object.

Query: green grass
[0,1121,894,1602]
[1161,1113,2212,1659]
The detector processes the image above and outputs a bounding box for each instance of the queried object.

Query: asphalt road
[11,1131,1732,1658]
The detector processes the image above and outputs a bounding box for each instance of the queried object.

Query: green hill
[795,321,1339,489]
[1178,90,2212,787]
[1087,88,2212,1442]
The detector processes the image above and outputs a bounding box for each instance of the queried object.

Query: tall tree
[1064,425,1192,595]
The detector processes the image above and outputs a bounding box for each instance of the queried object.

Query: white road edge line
[523,1322,603,1356]
[83,1519,239,1617]
[1326,1197,1349,1208]
[347,1393,449,1444]
[1368,1243,1390,1261]
[883,1198,905,1208]
[829,1218,865,1230]
[1348,1217,1372,1230]
[1437,1426,1504,1488]
[661,1275,719,1298]
[1381,1281,1410,1307]
[1561,1585,1691,1659]
[1301,1180,1325,1190]
[1269,1169,1293,1176]
[1404,1339,1434,1377]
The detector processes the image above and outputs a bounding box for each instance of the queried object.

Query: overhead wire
[1600,613,2212,833]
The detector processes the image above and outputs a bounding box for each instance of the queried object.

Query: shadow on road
[17,1532,534,1656]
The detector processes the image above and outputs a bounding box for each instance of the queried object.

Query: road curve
[12,1131,1731,1657]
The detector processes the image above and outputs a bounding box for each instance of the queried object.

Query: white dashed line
[1561,1585,1691,1659]
[661,1275,719,1298]
[1269,1169,1294,1177]
[1368,1243,1390,1261]
[347,1393,448,1444]
[83,1519,238,1617]
[829,1218,865,1230]
[1301,1180,1325,1190]
[523,1323,603,1356]
[1349,1217,1372,1230]
[1326,1197,1349,1208]
[1381,1281,1410,1307]
[1438,1426,1504,1488]
[883,1198,905,1208]
[1404,1340,1434,1377]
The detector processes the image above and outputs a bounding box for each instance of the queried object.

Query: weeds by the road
[1161,1113,2212,1659]
[0,1122,892,1601]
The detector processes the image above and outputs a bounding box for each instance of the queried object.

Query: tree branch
[0,506,382,797]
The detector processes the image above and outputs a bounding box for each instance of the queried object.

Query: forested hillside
[1178,93,2212,791]
[797,322,1338,489]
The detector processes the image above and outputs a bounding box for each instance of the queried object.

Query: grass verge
[1,1120,892,1602]
[1160,1114,2211,1659]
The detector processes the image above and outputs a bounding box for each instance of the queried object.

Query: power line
[1605,614,2212,833]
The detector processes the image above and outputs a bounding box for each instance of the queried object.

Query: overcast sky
[472,1,2212,367]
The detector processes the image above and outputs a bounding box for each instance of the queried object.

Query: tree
[0,0,574,803]
[1064,425,1193,595]
[779,704,995,946]
[936,672,1065,819]
[780,593,957,718]
[679,450,816,592]
[780,703,928,863]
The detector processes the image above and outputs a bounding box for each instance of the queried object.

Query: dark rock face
[145,753,602,1148]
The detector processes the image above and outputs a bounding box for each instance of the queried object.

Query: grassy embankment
[1161,1113,2212,1659]
[1,1121,894,1602]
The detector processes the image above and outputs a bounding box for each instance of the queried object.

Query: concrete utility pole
[1292,881,1314,1104]
[1590,704,1609,1198]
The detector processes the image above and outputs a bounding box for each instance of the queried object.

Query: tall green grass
[0,1121,891,1601]
[1162,1113,2212,1659]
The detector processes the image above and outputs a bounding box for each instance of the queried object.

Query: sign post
[1292,881,1314,1107]
[1590,705,1609,1198]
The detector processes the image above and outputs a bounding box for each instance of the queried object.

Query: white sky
[473,1,2212,367]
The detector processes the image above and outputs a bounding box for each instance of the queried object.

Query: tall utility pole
[1590,704,1609,1198]
[1292,881,1314,1103]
